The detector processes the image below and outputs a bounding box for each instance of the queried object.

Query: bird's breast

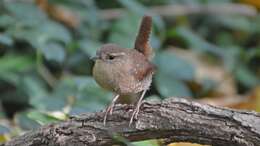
[93,60,117,91]
[93,59,152,95]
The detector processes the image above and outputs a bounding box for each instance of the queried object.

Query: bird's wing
[131,55,155,81]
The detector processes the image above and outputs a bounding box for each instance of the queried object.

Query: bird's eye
[107,55,115,60]
[106,52,125,60]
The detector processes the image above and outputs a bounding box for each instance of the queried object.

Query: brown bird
[92,15,154,125]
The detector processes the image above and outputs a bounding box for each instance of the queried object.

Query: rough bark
[2,98,260,146]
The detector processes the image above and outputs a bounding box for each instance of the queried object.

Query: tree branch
[2,98,260,146]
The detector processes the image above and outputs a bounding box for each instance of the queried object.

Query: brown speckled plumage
[93,44,154,95]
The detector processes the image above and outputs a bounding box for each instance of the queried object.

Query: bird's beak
[91,55,101,61]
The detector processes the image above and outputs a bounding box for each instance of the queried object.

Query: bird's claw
[103,94,120,126]
[103,105,113,125]
[129,101,143,126]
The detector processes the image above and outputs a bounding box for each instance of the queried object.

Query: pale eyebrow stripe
[110,52,126,56]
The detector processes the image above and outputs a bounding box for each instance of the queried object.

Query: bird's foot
[129,101,143,126]
[103,103,114,125]
[103,94,120,126]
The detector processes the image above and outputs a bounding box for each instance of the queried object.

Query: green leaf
[118,0,165,36]
[0,15,15,27]
[27,111,61,125]
[215,32,235,46]
[79,39,101,57]
[68,76,113,113]
[0,34,13,46]
[236,65,260,88]
[77,0,104,39]
[109,13,140,48]
[30,96,66,111]
[255,16,260,33]
[37,22,71,44]
[246,47,260,60]
[175,26,224,57]
[109,13,162,49]
[29,77,69,111]
[14,111,40,130]
[0,55,34,72]
[0,55,34,84]
[133,139,159,146]
[0,125,9,135]
[53,76,112,114]
[155,71,192,98]
[30,76,112,113]
[5,1,47,26]
[154,51,195,81]
[40,42,66,63]
[175,26,239,70]
[204,0,233,3]
[8,21,71,49]
[20,76,48,99]
[118,0,146,15]
[213,15,255,32]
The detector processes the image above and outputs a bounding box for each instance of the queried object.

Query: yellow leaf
[0,134,10,143]
[241,0,260,9]
[254,86,260,112]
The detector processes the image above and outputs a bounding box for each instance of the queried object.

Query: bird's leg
[103,94,120,125]
[129,89,147,126]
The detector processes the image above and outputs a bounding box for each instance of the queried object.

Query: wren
[92,15,154,125]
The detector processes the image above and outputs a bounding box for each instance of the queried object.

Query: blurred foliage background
[0,0,259,145]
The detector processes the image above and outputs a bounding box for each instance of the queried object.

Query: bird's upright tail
[134,15,153,60]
